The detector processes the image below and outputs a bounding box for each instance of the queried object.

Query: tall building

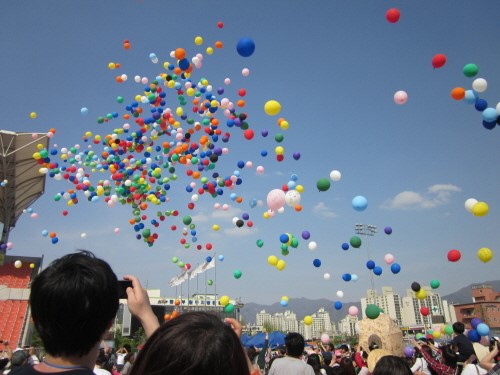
[453,284,500,334]
[256,310,298,332]
[338,314,358,336]
[299,307,334,340]
[401,286,454,328]
[361,287,403,325]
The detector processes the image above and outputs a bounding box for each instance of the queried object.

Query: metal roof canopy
[0,130,49,261]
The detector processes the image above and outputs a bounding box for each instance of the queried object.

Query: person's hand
[224,317,243,338]
[123,275,160,338]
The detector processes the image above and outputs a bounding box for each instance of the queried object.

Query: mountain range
[239,280,500,325]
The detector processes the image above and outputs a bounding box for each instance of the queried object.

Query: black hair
[30,250,119,357]
[441,344,458,368]
[339,356,357,375]
[285,332,306,358]
[130,311,250,375]
[371,355,412,375]
[452,322,465,334]
[306,354,322,375]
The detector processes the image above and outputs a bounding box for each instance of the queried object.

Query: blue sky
[1,1,499,307]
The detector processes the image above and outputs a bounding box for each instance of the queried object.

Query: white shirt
[411,357,432,375]
[269,356,315,375]
[461,364,488,375]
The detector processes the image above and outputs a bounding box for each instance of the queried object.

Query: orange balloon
[450,87,465,100]
[164,313,171,320]
[174,299,181,305]
[174,48,186,60]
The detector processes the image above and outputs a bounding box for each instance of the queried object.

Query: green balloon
[463,63,479,77]
[350,236,362,248]
[207,279,213,286]
[224,303,235,313]
[233,270,242,279]
[182,215,192,225]
[444,325,453,335]
[290,237,299,248]
[171,257,179,263]
[430,279,440,289]
[316,178,331,192]
[256,239,264,248]
[365,304,380,319]
[274,133,284,143]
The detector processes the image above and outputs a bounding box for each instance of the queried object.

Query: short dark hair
[371,355,412,375]
[30,250,119,357]
[306,354,322,372]
[452,322,465,334]
[285,332,305,358]
[130,311,249,375]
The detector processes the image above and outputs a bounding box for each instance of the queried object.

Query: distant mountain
[240,280,500,325]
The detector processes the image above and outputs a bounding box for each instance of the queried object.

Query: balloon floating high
[316,178,331,192]
[430,279,440,289]
[384,226,392,235]
[390,263,401,274]
[431,54,447,69]
[447,249,461,262]
[411,282,421,292]
[352,196,368,211]
[349,236,362,248]
[334,301,343,310]
[477,247,493,263]
[386,8,400,23]
[236,37,255,57]
[394,90,408,105]
[463,63,479,77]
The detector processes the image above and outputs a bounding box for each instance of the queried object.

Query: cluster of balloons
[41,230,59,244]
[316,169,341,192]
[267,255,286,271]
[219,295,235,313]
[33,24,301,249]
[451,63,500,130]
[467,318,490,342]
[410,281,429,300]
[464,198,489,217]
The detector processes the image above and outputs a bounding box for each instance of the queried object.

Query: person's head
[306,353,322,373]
[285,332,306,358]
[130,311,249,375]
[339,356,356,375]
[452,322,465,335]
[30,250,119,357]
[441,344,458,368]
[11,350,28,367]
[371,355,412,375]
[330,367,344,375]
[326,343,334,352]
[339,344,349,354]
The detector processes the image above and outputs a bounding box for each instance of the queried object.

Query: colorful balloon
[352,196,368,211]
[348,306,358,316]
[431,54,447,69]
[264,100,281,116]
[316,178,331,192]
[386,8,400,23]
[266,189,286,211]
[365,304,380,319]
[350,236,362,248]
[394,90,408,105]
[447,249,461,262]
[236,37,255,57]
[477,247,493,263]
[430,279,440,289]
[471,201,489,217]
[390,263,401,274]
[463,63,479,77]
[304,315,313,325]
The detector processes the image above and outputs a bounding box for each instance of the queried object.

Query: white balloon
[336,290,344,298]
[394,90,408,104]
[323,273,331,280]
[330,170,342,181]
[472,78,488,93]
[308,241,317,251]
[285,190,301,207]
[465,198,478,213]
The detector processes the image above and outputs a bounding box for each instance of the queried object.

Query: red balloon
[432,54,447,69]
[243,129,254,140]
[386,8,400,23]
[420,306,430,316]
[447,249,461,262]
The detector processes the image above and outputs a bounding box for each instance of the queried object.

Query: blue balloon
[470,318,483,329]
[366,260,375,270]
[475,98,488,111]
[334,301,343,310]
[467,329,481,342]
[280,299,288,307]
[206,256,212,263]
[464,90,477,104]
[384,226,392,235]
[482,108,498,122]
[280,233,290,243]
[341,243,349,251]
[373,266,383,276]
[313,259,321,268]
[342,273,352,282]
[476,323,490,336]
[390,263,401,274]
[352,195,368,211]
[483,120,496,130]
[236,38,256,57]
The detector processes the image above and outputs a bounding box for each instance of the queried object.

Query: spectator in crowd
[269,332,314,375]
[372,355,412,375]
[13,250,159,375]
[306,354,323,375]
[129,311,251,375]
[412,340,458,375]
[451,322,476,363]
[26,349,39,366]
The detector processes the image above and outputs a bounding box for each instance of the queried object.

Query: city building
[338,314,358,336]
[453,284,500,334]
[402,286,455,328]
[361,287,403,325]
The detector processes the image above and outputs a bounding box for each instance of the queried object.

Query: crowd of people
[1,250,500,375]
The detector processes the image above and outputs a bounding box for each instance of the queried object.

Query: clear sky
[1,0,499,307]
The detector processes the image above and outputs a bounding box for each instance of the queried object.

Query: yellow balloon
[281,296,289,302]
[212,224,220,231]
[194,36,203,45]
[296,185,304,193]
[432,331,441,339]
[416,289,427,300]
[219,295,230,306]
[304,315,313,325]
[477,247,493,263]
[276,259,286,271]
[267,255,278,266]
[275,146,284,155]
[472,202,489,217]
[30,112,37,119]
[264,100,282,116]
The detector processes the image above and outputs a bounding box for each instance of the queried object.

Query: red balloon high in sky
[386,8,401,23]
[432,54,447,69]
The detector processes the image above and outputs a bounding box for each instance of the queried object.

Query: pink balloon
[266,189,286,211]
[321,333,330,344]
[394,90,408,104]
[348,306,359,316]
[384,253,395,265]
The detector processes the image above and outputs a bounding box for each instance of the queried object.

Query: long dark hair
[130,311,250,375]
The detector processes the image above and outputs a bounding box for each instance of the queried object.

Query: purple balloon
[471,318,483,329]
[404,346,415,358]
[384,226,393,235]
[302,230,311,240]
